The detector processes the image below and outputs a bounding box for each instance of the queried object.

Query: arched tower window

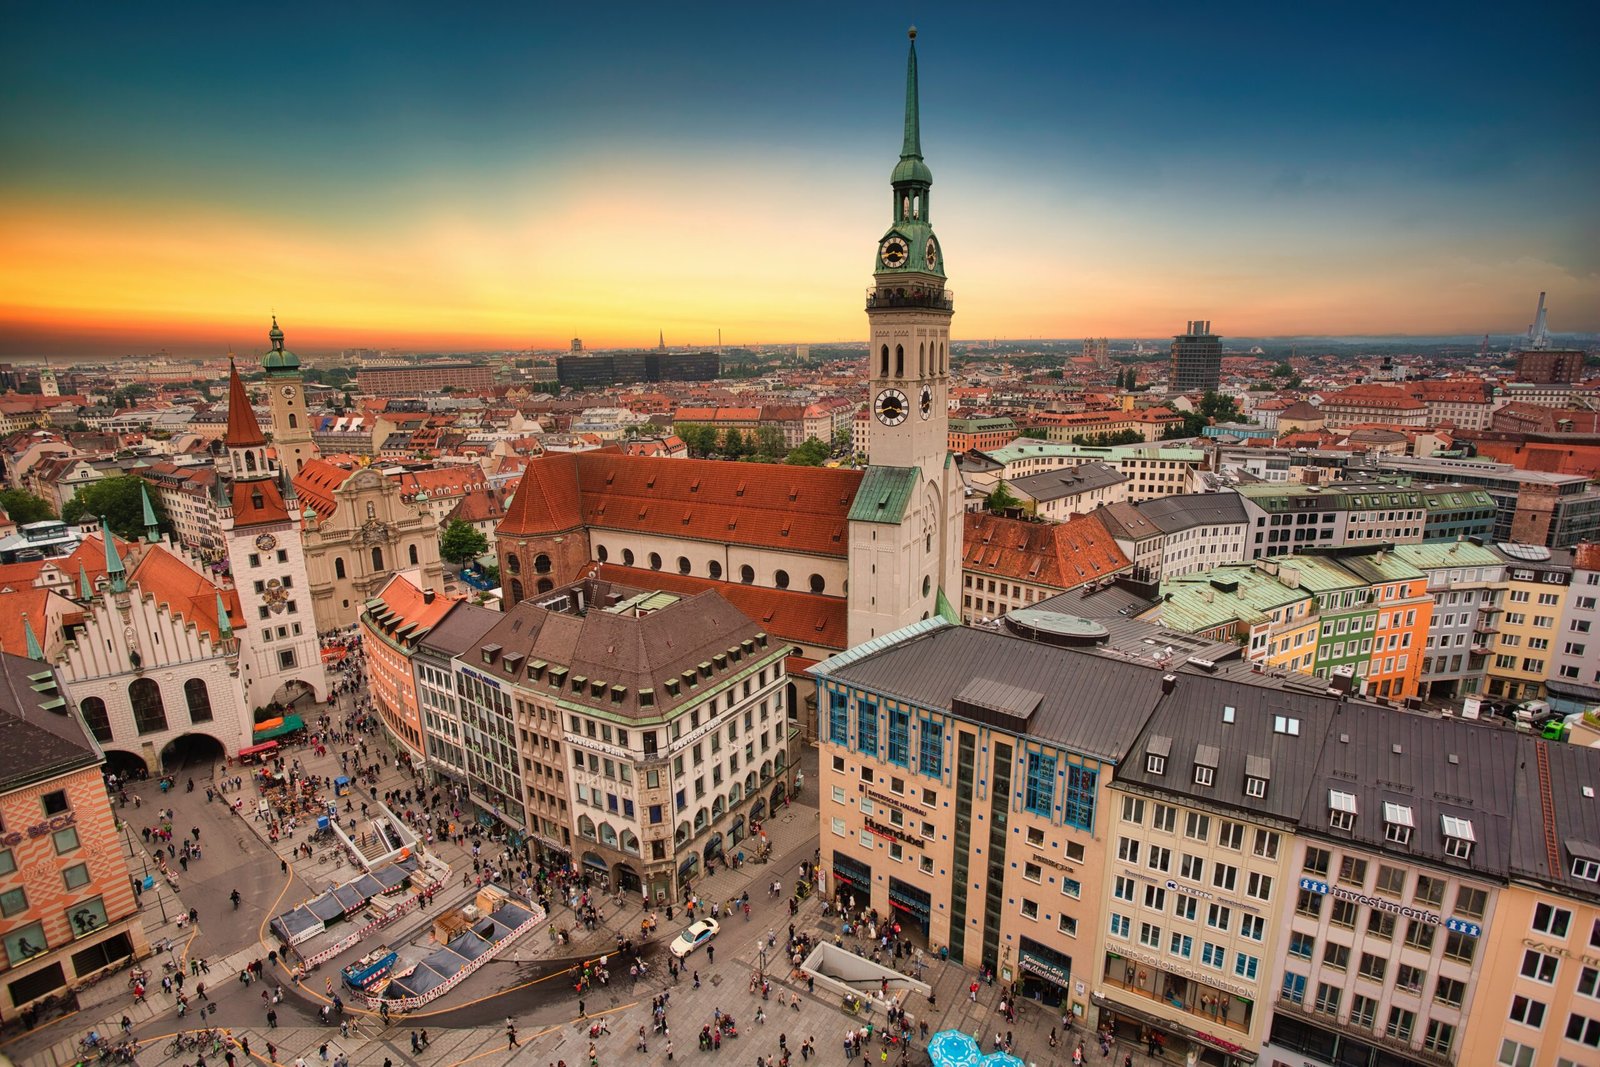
[510,578,524,602]
[913,194,920,219]
[534,554,551,574]
[895,345,904,378]
[244,452,257,472]
[408,544,419,566]
[288,414,298,429]
[919,342,926,377]
[537,578,553,593]
[371,547,384,572]
[184,679,214,724]
[902,194,910,220]
[506,554,520,575]
[79,697,112,743]
[129,678,168,736]
[880,345,890,378]
[334,557,346,579]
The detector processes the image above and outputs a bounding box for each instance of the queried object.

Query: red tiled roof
[962,511,1131,589]
[291,458,348,520]
[366,572,458,642]
[498,451,586,535]
[0,587,52,658]
[1575,543,1600,573]
[231,477,290,527]
[128,545,240,647]
[537,454,863,558]
[224,361,267,447]
[594,563,848,651]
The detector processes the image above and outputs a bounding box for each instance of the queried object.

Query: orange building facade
[1,657,147,1017]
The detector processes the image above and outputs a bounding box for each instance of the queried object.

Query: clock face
[925,237,938,270]
[254,533,278,552]
[280,385,297,400]
[920,386,934,419]
[875,388,909,426]
[880,236,909,269]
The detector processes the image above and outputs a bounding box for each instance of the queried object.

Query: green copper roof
[936,586,960,625]
[263,314,300,373]
[78,563,92,601]
[1390,541,1504,571]
[140,481,159,541]
[101,517,126,594]
[23,615,43,660]
[894,29,932,186]
[216,592,233,637]
[848,465,919,525]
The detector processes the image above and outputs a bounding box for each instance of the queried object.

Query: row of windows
[78,678,215,742]
[592,544,830,593]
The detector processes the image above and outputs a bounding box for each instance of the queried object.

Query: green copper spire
[139,482,159,542]
[79,563,93,601]
[216,593,233,638]
[892,28,932,187]
[102,518,127,594]
[902,27,921,159]
[23,614,43,660]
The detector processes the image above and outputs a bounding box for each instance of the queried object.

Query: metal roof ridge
[807,616,953,678]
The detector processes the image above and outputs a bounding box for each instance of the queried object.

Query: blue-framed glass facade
[1024,752,1056,816]
[856,698,878,757]
[828,690,850,745]
[918,718,943,778]
[1063,764,1098,830]
[887,706,910,766]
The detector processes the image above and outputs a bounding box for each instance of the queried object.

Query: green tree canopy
[1019,427,1048,441]
[721,428,749,459]
[753,425,786,462]
[439,520,489,566]
[985,482,1022,515]
[61,476,168,541]
[785,438,830,466]
[676,423,719,458]
[0,488,56,525]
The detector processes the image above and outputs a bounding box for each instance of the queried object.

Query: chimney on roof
[1161,673,1177,695]
[423,589,436,604]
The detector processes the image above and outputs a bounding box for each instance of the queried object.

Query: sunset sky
[3,2,1596,357]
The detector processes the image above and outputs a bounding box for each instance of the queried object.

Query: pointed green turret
[79,563,93,601]
[892,28,931,187]
[102,518,127,594]
[216,593,233,638]
[23,614,43,660]
[139,482,159,542]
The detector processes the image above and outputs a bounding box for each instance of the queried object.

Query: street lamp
[758,943,769,986]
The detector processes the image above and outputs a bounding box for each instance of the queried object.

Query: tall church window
[334,557,346,579]
[919,342,925,377]
[129,678,168,735]
[371,547,384,572]
[408,544,419,566]
[245,452,257,472]
[534,554,551,574]
[895,345,904,378]
[79,697,113,744]
[537,578,553,594]
[366,502,376,521]
[506,554,520,574]
[510,578,524,602]
[880,345,889,378]
[184,679,214,724]
[288,414,297,429]
[912,194,920,219]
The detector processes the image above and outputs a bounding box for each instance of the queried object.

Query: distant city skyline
[2,2,1596,358]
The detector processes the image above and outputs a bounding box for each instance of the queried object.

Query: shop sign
[865,788,909,811]
[1,812,75,848]
[1111,944,1256,999]
[1523,938,1600,966]
[1299,877,1480,936]
[1019,951,1071,986]
[1032,852,1074,874]
[1122,867,1262,915]
[865,817,924,848]
[1194,1030,1245,1056]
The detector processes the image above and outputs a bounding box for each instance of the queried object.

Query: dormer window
[1193,744,1219,788]
[1329,790,1358,831]
[1572,856,1600,882]
[1245,755,1270,799]
[1245,776,1267,799]
[1383,802,1414,846]
[1147,735,1171,777]
[1441,815,1475,860]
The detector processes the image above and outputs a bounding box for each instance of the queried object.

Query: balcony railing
[865,286,954,312]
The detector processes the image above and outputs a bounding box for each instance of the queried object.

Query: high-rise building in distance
[1169,319,1221,393]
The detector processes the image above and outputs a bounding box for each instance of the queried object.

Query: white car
[669,918,720,959]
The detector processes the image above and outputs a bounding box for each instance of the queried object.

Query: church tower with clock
[262,316,319,484]
[219,356,327,712]
[846,28,964,646]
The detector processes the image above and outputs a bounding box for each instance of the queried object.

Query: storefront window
[66,897,109,938]
[4,921,47,966]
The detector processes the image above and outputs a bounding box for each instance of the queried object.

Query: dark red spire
[224,359,267,448]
